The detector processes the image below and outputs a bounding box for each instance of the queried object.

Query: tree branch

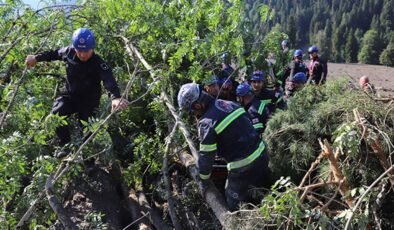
[162,123,182,230]
[45,174,78,229]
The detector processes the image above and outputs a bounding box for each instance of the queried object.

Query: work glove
[25,55,37,69]
[111,98,129,112]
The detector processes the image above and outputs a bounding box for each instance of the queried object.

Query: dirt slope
[326,63,394,96]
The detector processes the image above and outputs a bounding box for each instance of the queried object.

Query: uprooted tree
[1,0,393,229]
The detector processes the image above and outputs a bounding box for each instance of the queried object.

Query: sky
[22,0,77,9]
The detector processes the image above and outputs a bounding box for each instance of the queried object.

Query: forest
[0,0,394,229]
[258,0,394,65]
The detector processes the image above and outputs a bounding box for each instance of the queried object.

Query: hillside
[327,63,394,96]
[0,1,393,229]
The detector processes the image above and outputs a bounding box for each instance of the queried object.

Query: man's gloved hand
[111,98,129,112]
[25,55,37,69]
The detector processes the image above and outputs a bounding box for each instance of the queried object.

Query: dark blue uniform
[255,88,286,111]
[35,46,121,145]
[197,98,269,210]
[245,98,271,134]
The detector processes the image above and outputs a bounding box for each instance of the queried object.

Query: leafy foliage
[264,79,394,184]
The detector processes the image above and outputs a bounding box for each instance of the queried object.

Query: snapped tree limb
[121,36,230,227]
[319,139,354,208]
[45,174,78,230]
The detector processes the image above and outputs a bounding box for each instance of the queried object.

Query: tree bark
[45,174,78,230]
[319,139,354,208]
[162,124,182,230]
[121,185,151,229]
[137,191,171,230]
[178,150,230,226]
[353,109,394,188]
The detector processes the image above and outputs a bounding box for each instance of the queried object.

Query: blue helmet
[217,77,233,86]
[308,45,318,53]
[292,72,307,84]
[203,75,219,86]
[221,52,231,64]
[294,49,303,57]
[72,28,96,51]
[250,70,265,81]
[281,39,289,47]
[236,83,252,97]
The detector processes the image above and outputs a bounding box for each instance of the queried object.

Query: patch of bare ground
[326,63,394,97]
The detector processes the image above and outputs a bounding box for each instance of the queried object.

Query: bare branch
[162,123,182,229]
[45,174,78,229]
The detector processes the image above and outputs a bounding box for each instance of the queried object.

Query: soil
[325,63,394,97]
[61,162,133,229]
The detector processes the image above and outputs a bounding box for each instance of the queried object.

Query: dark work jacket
[197,99,262,179]
[308,56,326,84]
[245,98,271,134]
[283,59,308,81]
[255,88,287,111]
[35,46,121,103]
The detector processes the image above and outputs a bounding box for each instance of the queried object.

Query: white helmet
[177,83,200,111]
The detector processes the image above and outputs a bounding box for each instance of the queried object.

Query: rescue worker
[25,28,128,157]
[219,52,234,80]
[217,78,237,101]
[250,71,286,111]
[177,83,270,211]
[277,39,294,87]
[236,83,271,134]
[285,72,308,99]
[217,52,238,101]
[281,39,290,53]
[307,45,327,85]
[203,75,220,98]
[359,76,376,94]
[283,49,308,82]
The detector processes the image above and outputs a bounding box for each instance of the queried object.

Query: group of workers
[25,28,331,211]
[178,40,330,210]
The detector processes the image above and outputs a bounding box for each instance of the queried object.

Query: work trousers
[51,95,99,145]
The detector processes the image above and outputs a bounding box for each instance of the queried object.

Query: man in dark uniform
[235,83,271,134]
[307,45,327,85]
[203,75,220,98]
[283,49,308,82]
[177,83,270,211]
[285,72,307,99]
[25,28,128,157]
[250,70,286,111]
[217,52,238,102]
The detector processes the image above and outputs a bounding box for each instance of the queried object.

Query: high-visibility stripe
[199,143,217,152]
[227,141,265,170]
[253,123,264,129]
[261,99,272,105]
[214,108,245,134]
[258,101,267,114]
[200,173,211,180]
[276,96,284,104]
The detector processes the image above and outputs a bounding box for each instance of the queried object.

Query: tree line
[257,0,394,66]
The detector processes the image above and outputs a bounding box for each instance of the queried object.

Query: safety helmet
[308,45,318,53]
[250,70,265,81]
[281,39,289,47]
[221,52,231,65]
[217,77,233,86]
[292,72,307,84]
[236,83,252,97]
[72,28,96,51]
[294,49,303,57]
[203,75,219,86]
[177,83,200,112]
